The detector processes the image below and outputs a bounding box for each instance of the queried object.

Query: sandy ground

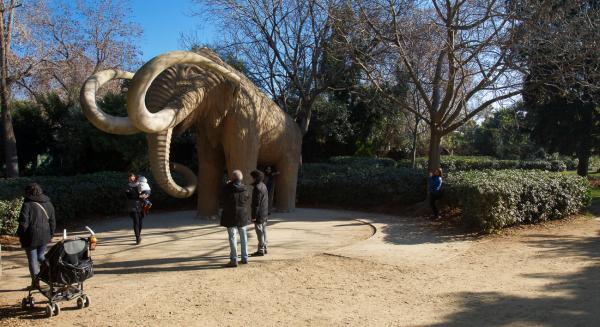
[1,208,599,326]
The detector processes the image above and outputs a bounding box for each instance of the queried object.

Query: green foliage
[474,106,534,159]
[442,170,591,233]
[12,101,53,174]
[298,161,427,207]
[445,105,536,159]
[523,78,599,175]
[0,172,194,235]
[0,198,23,235]
[397,156,568,172]
[11,93,149,176]
[327,156,397,168]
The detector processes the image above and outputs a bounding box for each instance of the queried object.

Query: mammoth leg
[274,157,299,212]
[223,140,259,186]
[196,135,225,219]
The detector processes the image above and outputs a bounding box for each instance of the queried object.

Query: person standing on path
[220,170,251,267]
[263,166,279,214]
[429,168,443,219]
[250,170,269,256]
[125,173,144,245]
[17,183,56,289]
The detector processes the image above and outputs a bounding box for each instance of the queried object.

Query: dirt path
[1,208,599,326]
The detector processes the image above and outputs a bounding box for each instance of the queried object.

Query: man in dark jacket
[250,170,269,256]
[220,170,250,267]
[17,183,56,287]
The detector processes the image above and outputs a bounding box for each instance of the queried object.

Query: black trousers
[430,192,442,217]
[130,210,144,240]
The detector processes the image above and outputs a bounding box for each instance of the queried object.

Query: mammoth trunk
[147,129,197,198]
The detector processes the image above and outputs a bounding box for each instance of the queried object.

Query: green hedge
[328,155,570,172]
[441,170,591,233]
[0,171,194,235]
[0,198,23,235]
[397,156,568,172]
[327,156,397,168]
[298,163,427,207]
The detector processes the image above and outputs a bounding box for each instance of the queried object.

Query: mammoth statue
[80,49,302,218]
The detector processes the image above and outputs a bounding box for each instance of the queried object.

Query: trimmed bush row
[0,198,23,235]
[0,171,194,235]
[298,163,427,207]
[1,161,591,236]
[441,170,591,233]
[397,156,568,172]
[326,155,572,172]
[327,156,397,168]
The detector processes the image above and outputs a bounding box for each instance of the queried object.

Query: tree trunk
[411,116,420,169]
[427,129,442,174]
[0,92,18,177]
[298,102,313,136]
[577,153,590,177]
[0,54,17,177]
[576,104,593,177]
[576,129,592,177]
[0,3,18,177]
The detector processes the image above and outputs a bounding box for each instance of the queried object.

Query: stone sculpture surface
[80,49,302,218]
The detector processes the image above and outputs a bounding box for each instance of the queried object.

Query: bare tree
[353,0,521,172]
[405,85,429,167]
[509,0,600,102]
[195,0,338,134]
[0,0,141,176]
[18,0,142,104]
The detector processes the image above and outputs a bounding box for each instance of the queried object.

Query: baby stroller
[21,227,97,318]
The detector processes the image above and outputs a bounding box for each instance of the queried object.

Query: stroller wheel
[83,295,91,308]
[22,297,34,309]
[45,304,53,318]
[52,303,60,316]
[77,297,85,309]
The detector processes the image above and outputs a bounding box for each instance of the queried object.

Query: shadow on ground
[0,305,49,321]
[381,215,476,245]
[430,231,600,326]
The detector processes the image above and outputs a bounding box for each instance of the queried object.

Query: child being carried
[137,176,152,215]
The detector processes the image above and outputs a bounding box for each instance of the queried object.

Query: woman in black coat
[125,173,144,245]
[17,183,56,287]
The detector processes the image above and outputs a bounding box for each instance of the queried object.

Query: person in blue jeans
[250,170,269,256]
[17,183,56,289]
[220,170,250,267]
[429,168,443,219]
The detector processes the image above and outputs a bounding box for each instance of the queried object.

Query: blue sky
[130,0,217,60]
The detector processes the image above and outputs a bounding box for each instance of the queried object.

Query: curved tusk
[127,51,241,133]
[80,69,140,135]
[147,129,197,198]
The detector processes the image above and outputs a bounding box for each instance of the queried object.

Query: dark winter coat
[251,181,269,224]
[125,182,142,213]
[220,181,250,228]
[17,194,56,248]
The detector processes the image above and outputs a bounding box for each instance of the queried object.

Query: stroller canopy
[38,239,94,285]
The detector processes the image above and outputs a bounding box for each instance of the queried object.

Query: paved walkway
[1,208,379,289]
[2,208,598,326]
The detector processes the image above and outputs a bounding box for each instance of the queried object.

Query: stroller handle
[85,226,96,236]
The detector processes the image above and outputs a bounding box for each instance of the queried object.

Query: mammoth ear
[173,78,239,138]
[200,78,239,129]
